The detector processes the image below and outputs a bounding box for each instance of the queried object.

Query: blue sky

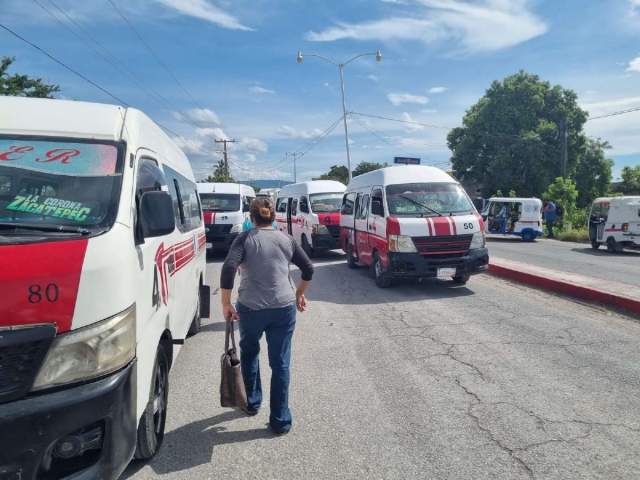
[2,0,640,182]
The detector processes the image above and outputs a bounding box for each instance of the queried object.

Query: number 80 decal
[28,283,60,304]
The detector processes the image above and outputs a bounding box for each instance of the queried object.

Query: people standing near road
[220,198,314,436]
[544,200,557,238]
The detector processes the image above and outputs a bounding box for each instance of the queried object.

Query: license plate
[437,268,456,278]
[206,243,212,249]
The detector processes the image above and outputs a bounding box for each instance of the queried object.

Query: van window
[358,195,370,220]
[299,196,310,214]
[341,193,356,215]
[136,158,166,205]
[163,165,200,232]
[200,193,240,212]
[276,198,288,213]
[291,199,298,216]
[386,183,473,216]
[310,192,343,213]
[372,188,383,200]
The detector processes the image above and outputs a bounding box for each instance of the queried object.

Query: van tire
[346,242,358,269]
[607,238,623,253]
[188,288,202,336]
[453,274,470,284]
[301,235,314,259]
[591,240,601,250]
[373,252,392,288]
[522,231,534,242]
[134,344,169,460]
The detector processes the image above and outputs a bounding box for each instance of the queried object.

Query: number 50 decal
[28,283,60,304]
[463,222,474,230]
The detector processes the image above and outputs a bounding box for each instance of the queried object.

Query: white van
[197,182,255,251]
[0,97,209,479]
[340,165,489,287]
[589,196,640,252]
[257,187,280,201]
[481,197,544,242]
[275,180,346,256]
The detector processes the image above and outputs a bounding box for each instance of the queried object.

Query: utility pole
[215,139,235,178]
[558,119,568,178]
[286,151,304,183]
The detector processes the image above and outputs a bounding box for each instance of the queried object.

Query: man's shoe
[240,406,259,416]
[275,428,290,436]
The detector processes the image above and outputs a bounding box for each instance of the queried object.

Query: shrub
[557,228,589,243]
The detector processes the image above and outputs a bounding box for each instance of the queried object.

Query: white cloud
[367,75,379,82]
[249,86,276,94]
[420,108,438,113]
[402,112,425,132]
[584,90,597,95]
[627,56,640,72]
[305,0,547,54]
[387,92,429,106]
[154,0,253,31]
[428,86,448,93]
[235,137,268,154]
[629,0,640,16]
[172,108,223,127]
[277,125,323,139]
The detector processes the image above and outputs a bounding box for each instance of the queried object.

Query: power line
[350,113,418,157]
[107,0,226,139]
[588,106,640,121]
[0,23,129,106]
[351,112,453,131]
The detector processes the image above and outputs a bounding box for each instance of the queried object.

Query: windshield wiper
[398,195,443,217]
[0,222,93,235]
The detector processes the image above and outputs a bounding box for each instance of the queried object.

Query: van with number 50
[0,97,210,480]
[340,165,489,287]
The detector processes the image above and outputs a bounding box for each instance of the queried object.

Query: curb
[488,263,640,316]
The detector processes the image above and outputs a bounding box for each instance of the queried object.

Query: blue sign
[394,157,421,165]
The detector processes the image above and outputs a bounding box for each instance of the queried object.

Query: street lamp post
[297,50,382,182]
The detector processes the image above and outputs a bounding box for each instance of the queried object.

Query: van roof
[0,96,196,180]
[489,197,542,205]
[594,196,640,205]
[278,180,346,196]
[346,165,455,190]
[197,183,253,195]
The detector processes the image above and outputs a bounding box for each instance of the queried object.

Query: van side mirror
[139,191,175,239]
[371,198,384,217]
[243,203,250,213]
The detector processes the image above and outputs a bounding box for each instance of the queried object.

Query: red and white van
[0,97,209,479]
[275,180,346,257]
[589,196,640,252]
[340,165,489,287]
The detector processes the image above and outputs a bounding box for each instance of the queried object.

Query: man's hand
[223,303,239,321]
[296,294,307,313]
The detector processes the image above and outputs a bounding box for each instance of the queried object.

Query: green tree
[573,138,613,207]
[447,71,588,198]
[202,160,235,183]
[353,161,388,177]
[319,165,349,184]
[543,177,579,229]
[620,165,640,192]
[0,57,60,98]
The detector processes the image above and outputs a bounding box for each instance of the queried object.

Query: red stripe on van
[387,216,401,236]
[431,217,452,236]
[319,213,340,226]
[0,239,89,333]
[203,211,216,225]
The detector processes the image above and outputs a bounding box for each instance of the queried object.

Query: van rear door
[355,191,372,265]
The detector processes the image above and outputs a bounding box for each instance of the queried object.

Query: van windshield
[386,183,474,216]
[200,193,240,212]
[310,192,343,213]
[0,138,123,232]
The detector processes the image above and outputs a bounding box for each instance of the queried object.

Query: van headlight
[31,305,136,391]
[230,223,243,234]
[470,231,486,249]
[312,224,329,235]
[388,235,417,253]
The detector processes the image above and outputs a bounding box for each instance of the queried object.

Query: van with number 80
[340,165,489,287]
[0,97,210,480]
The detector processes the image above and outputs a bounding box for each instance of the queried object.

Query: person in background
[544,200,557,238]
[242,217,278,232]
[220,198,314,436]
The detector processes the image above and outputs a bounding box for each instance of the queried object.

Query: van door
[368,186,387,259]
[291,198,299,242]
[286,198,293,235]
[355,191,372,265]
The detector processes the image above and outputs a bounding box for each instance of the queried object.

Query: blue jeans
[236,302,297,431]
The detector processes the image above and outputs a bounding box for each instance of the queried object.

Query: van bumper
[205,232,238,251]
[387,248,489,278]
[0,361,137,480]
[311,233,341,250]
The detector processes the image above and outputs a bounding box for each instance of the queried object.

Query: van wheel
[522,231,534,242]
[346,242,358,269]
[188,288,202,336]
[301,235,314,258]
[373,252,392,288]
[607,238,623,253]
[591,240,601,250]
[453,274,470,285]
[135,344,169,460]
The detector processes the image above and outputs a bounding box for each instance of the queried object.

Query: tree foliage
[202,160,235,183]
[573,138,613,207]
[447,71,598,199]
[620,165,640,192]
[353,161,388,177]
[0,57,60,98]
[543,177,579,229]
[319,165,349,184]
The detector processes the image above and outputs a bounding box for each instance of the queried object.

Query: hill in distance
[239,180,294,189]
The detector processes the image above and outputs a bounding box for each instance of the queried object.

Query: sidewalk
[489,257,640,316]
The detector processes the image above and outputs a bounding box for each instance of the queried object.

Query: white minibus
[275,180,346,256]
[197,182,255,251]
[340,165,489,287]
[0,97,209,480]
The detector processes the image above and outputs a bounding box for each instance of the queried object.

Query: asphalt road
[123,251,640,480]
[488,237,640,288]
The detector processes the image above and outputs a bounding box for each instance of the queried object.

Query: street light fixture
[297,50,382,182]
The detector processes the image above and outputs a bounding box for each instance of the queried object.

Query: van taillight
[622,223,629,232]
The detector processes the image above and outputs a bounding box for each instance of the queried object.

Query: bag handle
[225,317,238,352]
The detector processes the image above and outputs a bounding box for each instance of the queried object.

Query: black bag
[220,320,247,408]
[555,205,564,217]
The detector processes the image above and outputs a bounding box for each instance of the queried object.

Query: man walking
[544,200,557,238]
